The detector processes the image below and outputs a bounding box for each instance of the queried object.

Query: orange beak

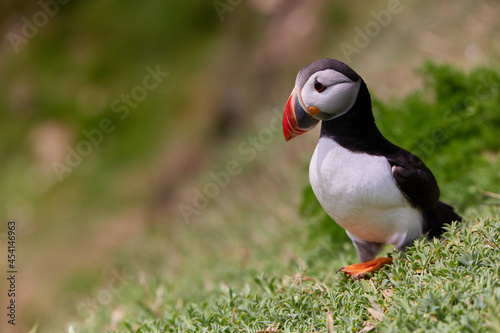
[282,88,320,141]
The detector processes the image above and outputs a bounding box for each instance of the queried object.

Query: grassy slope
[111,218,500,333]
[66,62,500,333]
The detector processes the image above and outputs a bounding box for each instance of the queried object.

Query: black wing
[387,148,462,237]
[387,149,440,211]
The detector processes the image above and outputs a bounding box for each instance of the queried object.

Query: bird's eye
[314,81,326,92]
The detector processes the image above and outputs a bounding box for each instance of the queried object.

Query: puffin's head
[282,58,362,141]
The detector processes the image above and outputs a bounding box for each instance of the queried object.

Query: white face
[299,69,361,120]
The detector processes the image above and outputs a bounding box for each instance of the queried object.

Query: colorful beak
[282,88,320,141]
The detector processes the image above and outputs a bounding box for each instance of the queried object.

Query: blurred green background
[0,0,499,332]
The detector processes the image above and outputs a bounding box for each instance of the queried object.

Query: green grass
[60,63,500,333]
[67,216,500,333]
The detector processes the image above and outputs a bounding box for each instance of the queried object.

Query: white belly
[309,138,423,248]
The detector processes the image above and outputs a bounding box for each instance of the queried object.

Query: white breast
[309,137,423,249]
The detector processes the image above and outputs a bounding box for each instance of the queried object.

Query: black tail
[425,201,462,237]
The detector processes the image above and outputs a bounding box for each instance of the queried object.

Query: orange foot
[337,257,393,279]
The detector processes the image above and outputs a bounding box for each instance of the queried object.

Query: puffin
[282,58,462,278]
